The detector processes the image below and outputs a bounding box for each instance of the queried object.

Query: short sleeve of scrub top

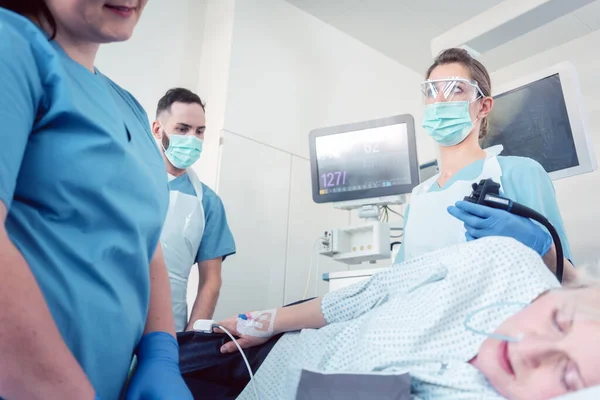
[168,174,236,262]
[197,183,236,262]
[394,156,572,264]
[0,12,43,207]
[0,9,169,400]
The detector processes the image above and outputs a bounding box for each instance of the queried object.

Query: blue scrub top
[168,174,236,262]
[0,9,168,400]
[395,156,572,264]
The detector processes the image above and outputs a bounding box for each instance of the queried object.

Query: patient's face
[473,288,600,400]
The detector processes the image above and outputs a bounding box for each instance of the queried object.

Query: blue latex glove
[126,332,193,400]
[448,200,552,256]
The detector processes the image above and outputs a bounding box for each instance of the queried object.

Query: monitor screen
[483,74,579,173]
[309,114,419,204]
[315,124,411,195]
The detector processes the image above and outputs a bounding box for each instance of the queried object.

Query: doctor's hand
[217,309,277,354]
[448,201,552,257]
[126,332,193,400]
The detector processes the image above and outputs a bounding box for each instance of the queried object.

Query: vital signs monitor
[309,114,419,204]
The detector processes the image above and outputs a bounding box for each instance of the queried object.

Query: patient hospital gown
[236,237,560,399]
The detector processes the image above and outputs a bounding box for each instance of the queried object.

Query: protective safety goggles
[420,77,485,105]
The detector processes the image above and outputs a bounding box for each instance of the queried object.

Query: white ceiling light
[431,0,595,57]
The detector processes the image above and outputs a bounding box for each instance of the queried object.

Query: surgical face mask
[422,101,478,147]
[161,124,203,169]
[464,302,526,343]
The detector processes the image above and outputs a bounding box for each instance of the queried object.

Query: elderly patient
[217,237,600,400]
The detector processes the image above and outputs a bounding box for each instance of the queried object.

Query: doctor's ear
[478,96,494,119]
[151,121,163,139]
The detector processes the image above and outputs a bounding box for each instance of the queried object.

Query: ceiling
[285,0,600,74]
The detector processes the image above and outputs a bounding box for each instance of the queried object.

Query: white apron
[403,146,504,262]
[161,168,205,332]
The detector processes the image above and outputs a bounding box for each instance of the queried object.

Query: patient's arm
[218,298,326,353]
[220,256,444,345]
[272,297,327,333]
[542,243,577,283]
[219,255,446,354]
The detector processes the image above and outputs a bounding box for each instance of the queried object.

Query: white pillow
[553,386,600,399]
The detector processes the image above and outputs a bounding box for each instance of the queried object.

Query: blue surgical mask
[422,101,477,147]
[464,302,526,343]
[163,133,203,170]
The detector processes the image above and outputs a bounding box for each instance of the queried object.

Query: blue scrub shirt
[168,174,236,262]
[0,9,168,400]
[395,156,572,263]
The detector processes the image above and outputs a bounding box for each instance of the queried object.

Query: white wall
[223,0,434,162]
[192,0,236,191]
[212,0,425,319]
[96,0,207,118]
[491,30,600,266]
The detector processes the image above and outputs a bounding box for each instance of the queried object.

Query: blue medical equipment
[464,178,565,282]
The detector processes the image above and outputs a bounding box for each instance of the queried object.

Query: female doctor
[0,1,191,399]
[397,48,575,280]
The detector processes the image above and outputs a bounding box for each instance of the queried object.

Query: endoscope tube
[483,194,564,283]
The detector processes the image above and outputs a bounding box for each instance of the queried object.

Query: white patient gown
[236,237,560,399]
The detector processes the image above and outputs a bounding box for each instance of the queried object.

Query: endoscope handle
[463,179,501,205]
[464,180,564,283]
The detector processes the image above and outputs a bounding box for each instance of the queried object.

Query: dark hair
[426,48,492,139]
[0,0,57,39]
[156,88,206,118]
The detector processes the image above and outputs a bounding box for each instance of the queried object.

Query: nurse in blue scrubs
[0,1,191,399]
[397,48,576,281]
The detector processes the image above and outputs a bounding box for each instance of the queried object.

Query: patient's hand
[216,313,273,354]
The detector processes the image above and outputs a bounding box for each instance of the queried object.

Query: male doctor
[152,88,236,332]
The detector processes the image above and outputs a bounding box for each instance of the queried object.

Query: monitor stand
[332,194,406,214]
[318,195,406,265]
